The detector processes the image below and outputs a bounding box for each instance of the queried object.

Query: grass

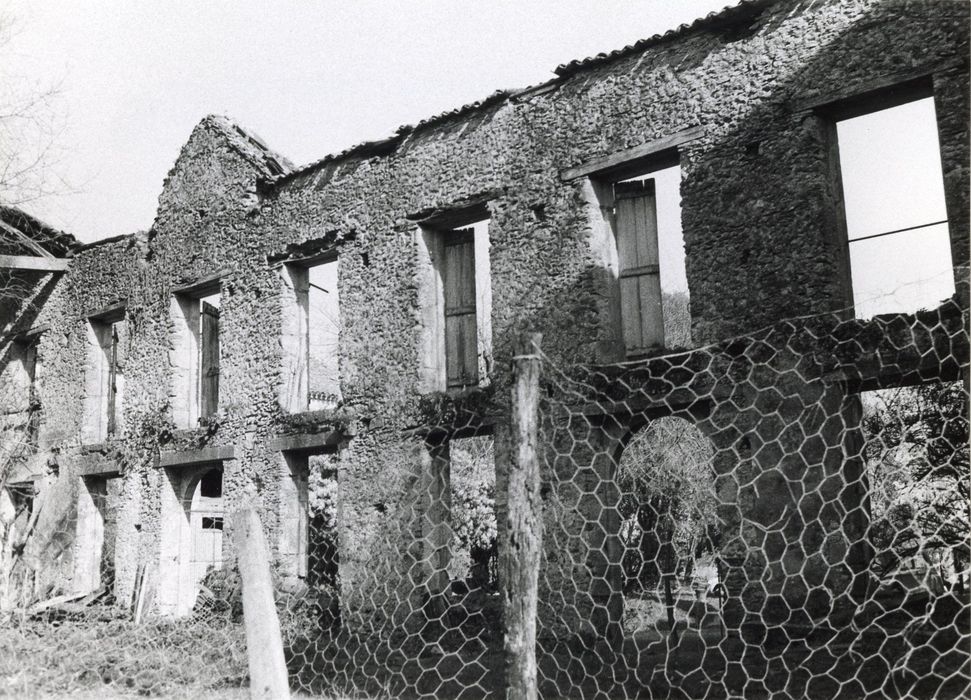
[0,606,247,698]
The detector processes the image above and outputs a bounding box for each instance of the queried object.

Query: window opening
[860,382,968,597]
[418,217,492,392]
[282,258,341,412]
[9,334,41,450]
[610,161,689,356]
[87,314,126,441]
[199,294,220,418]
[21,335,38,386]
[449,434,498,591]
[835,97,954,318]
[201,516,224,530]
[76,475,122,596]
[308,261,340,409]
[617,417,718,636]
[172,287,220,427]
[308,454,339,587]
[199,468,222,498]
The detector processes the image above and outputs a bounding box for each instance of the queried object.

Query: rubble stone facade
[1,0,967,642]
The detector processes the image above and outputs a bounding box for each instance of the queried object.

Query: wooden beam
[268,431,343,453]
[0,219,53,259]
[86,301,126,321]
[157,445,235,467]
[235,508,291,699]
[406,191,500,228]
[559,126,704,181]
[77,460,122,478]
[788,60,962,117]
[502,332,543,700]
[0,255,69,272]
[172,270,227,296]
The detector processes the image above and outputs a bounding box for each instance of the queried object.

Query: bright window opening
[85,313,126,441]
[836,97,954,318]
[282,258,341,413]
[171,287,220,427]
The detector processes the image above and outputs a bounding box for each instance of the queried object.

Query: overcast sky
[4,0,731,243]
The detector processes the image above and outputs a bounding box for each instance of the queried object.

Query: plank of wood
[615,186,664,350]
[0,255,69,272]
[200,302,220,418]
[0,219,54,258]
[130,562,146,617]
[619,276,642,352]
[502,332,543,700]
[560,126,703,181]
[638,273,664,349]
[135,563,157,623]
[27,590,89,615]
[444,229,479,387]
[157,445,236,467]
[789,62,953,116]
[171,270,227,296]
[235,508,291,699]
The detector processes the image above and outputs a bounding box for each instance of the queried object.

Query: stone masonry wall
[1,0,966,634]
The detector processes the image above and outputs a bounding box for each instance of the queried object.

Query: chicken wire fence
[0,291,968,699]
[532,299,969,699]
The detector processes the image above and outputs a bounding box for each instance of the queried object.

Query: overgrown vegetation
[863,382,969,585]
[617,416,718,591]
[0,606,247,697]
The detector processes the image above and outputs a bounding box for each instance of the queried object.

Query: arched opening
[185,465,225,600]
[616,415,719,637]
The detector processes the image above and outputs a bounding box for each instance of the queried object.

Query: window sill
[275,408,356,448]
[80,436,125,454]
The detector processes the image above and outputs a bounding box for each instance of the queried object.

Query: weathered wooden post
[502,332,543,700]
[234,508,291,700]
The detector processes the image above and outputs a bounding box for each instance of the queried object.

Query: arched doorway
[616,416,719,638]
[186,466,224,597]
[159,463,226,616]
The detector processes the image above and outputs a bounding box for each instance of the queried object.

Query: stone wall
[0,0,966,638]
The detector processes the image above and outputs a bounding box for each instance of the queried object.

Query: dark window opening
[201,516,224,531]
[199,468,223,498]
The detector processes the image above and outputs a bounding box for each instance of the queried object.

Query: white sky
[837,98,954,317]
[3,0,731,243]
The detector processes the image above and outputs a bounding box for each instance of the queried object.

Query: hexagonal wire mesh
[0,279,967,700]
[533,292,970,699]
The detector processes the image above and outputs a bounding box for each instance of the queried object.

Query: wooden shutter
[615,179,664,353]
[106,324,119,435]
[443,229,478,388]
[200,301,220,417]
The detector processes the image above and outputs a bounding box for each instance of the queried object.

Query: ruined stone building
[0,0,967,643]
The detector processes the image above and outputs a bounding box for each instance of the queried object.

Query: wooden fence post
[502,332,543,700]
[234,507,291,700]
